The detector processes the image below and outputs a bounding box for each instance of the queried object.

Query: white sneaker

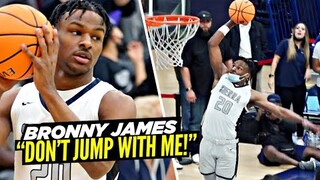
[298,158,317,171]
[192,154,199,164]
[173,159,183,170]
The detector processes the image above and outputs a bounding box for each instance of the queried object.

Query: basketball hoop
[145,15,200,69]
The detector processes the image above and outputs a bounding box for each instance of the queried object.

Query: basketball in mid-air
[228,0,256,24]
[0,4,53,80]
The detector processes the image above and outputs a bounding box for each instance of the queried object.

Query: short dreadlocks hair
[234,56,257,79]
[49,0,111,39]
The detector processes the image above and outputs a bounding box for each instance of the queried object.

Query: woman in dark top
[268,22,311,144]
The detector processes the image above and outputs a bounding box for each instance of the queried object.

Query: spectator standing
[268,22,311,145]
[180,11,215,164]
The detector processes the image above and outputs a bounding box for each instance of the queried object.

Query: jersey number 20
[214,96,233,114]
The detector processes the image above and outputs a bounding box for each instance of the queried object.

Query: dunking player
[0,0,135,180]
[199,19,320,180]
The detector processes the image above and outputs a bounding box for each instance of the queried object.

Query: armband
[218,25,230,36]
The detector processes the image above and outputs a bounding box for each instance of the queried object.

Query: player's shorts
[257,144,306,166]
[199,137,239,179]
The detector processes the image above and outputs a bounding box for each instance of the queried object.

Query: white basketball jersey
[202,74,251,140]
[11,78,116,180]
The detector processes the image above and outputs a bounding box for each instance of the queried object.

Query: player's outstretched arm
[208,20,236,80]
[251,90,320,133]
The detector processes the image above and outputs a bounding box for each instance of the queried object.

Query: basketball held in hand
[229,0,256,24]
[0,4,53,80]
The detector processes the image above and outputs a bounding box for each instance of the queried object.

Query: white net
[147,16,199,69]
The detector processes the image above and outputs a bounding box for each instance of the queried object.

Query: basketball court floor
[154,67,319,180]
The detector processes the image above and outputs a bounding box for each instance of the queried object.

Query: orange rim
[145,15,200,27]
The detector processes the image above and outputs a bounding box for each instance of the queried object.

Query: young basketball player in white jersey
[199,19,320,180]
[0,0,136,179]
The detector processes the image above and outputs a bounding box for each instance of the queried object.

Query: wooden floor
[155,67,295,180]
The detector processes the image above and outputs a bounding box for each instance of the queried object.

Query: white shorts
[199,138,239,179]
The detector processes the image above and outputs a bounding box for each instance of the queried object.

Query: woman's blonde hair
[287,22,310,67]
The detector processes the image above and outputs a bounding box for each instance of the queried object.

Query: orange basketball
[228,0,256,24]
[0,4,53,80]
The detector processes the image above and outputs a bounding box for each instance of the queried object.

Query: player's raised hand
[21,26,59,92]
